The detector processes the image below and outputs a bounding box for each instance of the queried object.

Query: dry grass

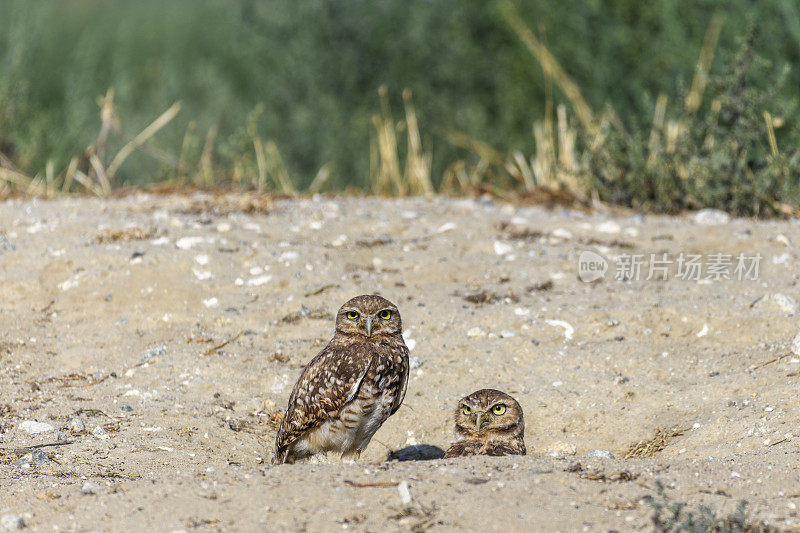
[95,227,158,244]
[1,7,794,219]
[370,86,434,197]
[624,427,687,459]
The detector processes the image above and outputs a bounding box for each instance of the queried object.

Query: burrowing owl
[444,389,526,458]
[273,295,409,464]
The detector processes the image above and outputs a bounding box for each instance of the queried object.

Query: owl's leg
[340,449,361,463]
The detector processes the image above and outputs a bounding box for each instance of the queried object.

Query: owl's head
[335,294,402,340]
[454,389,524,440]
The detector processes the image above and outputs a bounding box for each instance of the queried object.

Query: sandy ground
[1,193,799,532]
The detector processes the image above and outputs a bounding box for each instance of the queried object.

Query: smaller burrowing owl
[273,295,409,464]
[444,389,526,458]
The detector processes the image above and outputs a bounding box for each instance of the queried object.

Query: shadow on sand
[386,444,445,462]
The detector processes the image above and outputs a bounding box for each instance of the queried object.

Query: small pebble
[142,345,166,363]
[19,420,54,434]
[690,208,730,225]
[551,228,573,240]
[792,331,800,357]
[585,449,615,459]
[175,236,211,250]
[409,356,422,370]
[499,329,516,338]
[595,221,621,234]
[771,293,798,315]
[467,327,486,338]
[14,448,50,467]
[397,480,412,505]
[493,241,513,256]
[92,425,110,440]
[67,417,85,434]
[545,319,574,340]
[247,275,272,286]
[81,481,102,495]
[0,514,24,531]
[121,405,134,413]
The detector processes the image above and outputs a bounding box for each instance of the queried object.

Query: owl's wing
[485,440,526,456]
[443,440,481,458]
[388,343,409,416]
[273,342,374,462]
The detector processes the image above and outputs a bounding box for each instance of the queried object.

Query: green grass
[0,1,798,215]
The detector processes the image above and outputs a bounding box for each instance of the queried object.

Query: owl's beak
[365,316,373,337]
[475,412,484,431]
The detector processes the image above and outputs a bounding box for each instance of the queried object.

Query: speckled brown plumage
[273,295,409,464]
[443,389,526,458]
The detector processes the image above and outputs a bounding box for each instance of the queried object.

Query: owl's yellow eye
[379,309,392,320]
[492,404,506,415]
[346,311,360,320]
[462,406,471,415]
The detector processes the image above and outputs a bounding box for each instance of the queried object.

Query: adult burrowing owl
[444,389,526,458]
[273,295,409,464]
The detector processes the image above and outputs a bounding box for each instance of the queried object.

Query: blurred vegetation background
[0,0,798,214]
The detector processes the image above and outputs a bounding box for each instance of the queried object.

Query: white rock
[216,222,232,233]
[81,481,102,495]
[92,425,110,440]
[194,254,210,265]
[330,235,348,247]
[436,222,457,234]
[175,236,212,250]
[585,449,615,459]
[467,327,486,338]
[202,298,219,308]
[499,329,516,338]
[192,269,212,281]
[278,251,299,262]
[791,331,800,357]
[68,417,85,434]
[691,208,730,225]
[595,221,621,234]
[20,420,54,434]
[776,234,791,247]
[551,228,573,240]
[545,319,574,340]
[0,514,24,530]
[397,481,412,505]
[493,241,513,256]
[409,356,422,370]
[773,253,791,265]
[772,293,798,314]
[696,324,709,337]
[247,275,272,286]
[58,277,80,291]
